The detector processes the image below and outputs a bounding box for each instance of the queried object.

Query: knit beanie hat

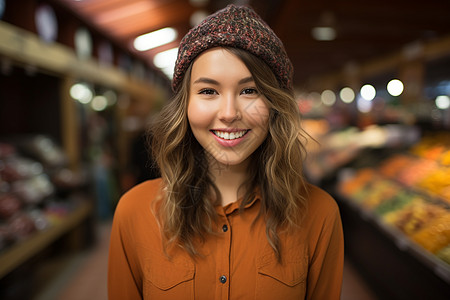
[172,4,293,91]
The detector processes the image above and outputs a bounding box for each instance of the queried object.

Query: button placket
[215,214,231,299]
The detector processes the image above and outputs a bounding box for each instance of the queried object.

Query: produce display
[302,121,420,183]
[0,136,85,252]
[338,132,450,265]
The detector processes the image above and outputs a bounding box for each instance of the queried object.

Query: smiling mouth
[211,130,250,140]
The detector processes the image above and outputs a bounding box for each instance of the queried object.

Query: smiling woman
[108,4,344,300]
[188,48,270,174]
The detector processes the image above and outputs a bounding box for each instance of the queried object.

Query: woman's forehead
[190,48,252,85]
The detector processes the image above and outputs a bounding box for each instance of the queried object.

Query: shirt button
[219,275,227,284]
[222,224,228,232]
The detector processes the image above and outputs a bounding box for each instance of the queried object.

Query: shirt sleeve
[108,192,143,300]
[306,198,344,300]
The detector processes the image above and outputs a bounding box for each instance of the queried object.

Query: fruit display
[436,245,450,264]
[410,132,450,164]
[337,131,450,265]
[302,124,420,183]
[411,213,450,254]
[338,168,375,196]
[383,200,448,235]
[417,167,450,201]
[378,154,412,177]
[357,179,405,210]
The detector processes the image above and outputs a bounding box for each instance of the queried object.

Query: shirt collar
[216,188,261,216]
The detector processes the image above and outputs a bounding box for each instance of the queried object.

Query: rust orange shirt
[108,178,344,299]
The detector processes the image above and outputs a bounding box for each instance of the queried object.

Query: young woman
[108,5,344,300]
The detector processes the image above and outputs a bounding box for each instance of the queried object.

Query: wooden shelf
[0,20,161,100]
[0,201,92,279]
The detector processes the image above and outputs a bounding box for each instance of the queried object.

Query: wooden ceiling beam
[101,2,194,36]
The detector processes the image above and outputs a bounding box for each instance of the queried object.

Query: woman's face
[187,48,270,168]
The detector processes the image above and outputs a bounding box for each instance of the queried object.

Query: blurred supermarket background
[0,0,449,299]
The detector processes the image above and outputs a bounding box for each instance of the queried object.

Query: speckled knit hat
[172,4,293,91]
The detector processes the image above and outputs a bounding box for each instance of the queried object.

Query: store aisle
[36,221,378,300]
[33,221,111,300]
[55,221,111,300]
[341,259,378,300]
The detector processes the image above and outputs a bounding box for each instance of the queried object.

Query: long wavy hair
[150,47,308,261]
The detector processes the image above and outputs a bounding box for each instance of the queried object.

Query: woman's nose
[218,94,241,123]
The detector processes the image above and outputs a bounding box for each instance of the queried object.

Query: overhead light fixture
[70,83,93,104]
[153,47,179,79]
[387,79,404,96]
[91,96,108,111]
[311,27,336,41]
[436,95,450,110]
[360,84,376,101]
[312,11,337,41]
[339,87,355,103]
[321,89,336,106]
[134,27,177,52]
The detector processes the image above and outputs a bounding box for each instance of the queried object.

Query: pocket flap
[257,246,307,287]
[258,260,306,286]
[147,257,195,290]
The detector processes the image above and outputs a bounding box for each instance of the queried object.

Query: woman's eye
[199,88,217,95]
[241,88,258,95]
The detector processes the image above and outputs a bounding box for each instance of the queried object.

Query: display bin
[335,191,450,300]
[317,140,450,300]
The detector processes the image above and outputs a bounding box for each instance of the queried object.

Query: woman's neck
[208,158,249,206]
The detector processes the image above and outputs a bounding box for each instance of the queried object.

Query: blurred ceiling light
[91,96,108,111]
[134,27,177,52]
[153,47,178,79]
[103,90,117,106]
[339,87,355,103]
[311,27,336,41]
[70,83,93,104]
[435,95,450,110]
[360,84,376,101]
[321,89,336,106]
[312,11,336,41]
[387,79,404,96]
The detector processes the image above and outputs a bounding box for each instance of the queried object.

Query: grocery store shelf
[336,193,450,300]
[0,201,92,279]
[340,194,450,284]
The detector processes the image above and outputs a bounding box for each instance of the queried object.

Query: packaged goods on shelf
[0,136,88,253]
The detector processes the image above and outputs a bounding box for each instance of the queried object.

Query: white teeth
[213,130,247,140]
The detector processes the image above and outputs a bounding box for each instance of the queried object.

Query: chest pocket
[255,245,308,300]
[143,253,195,300]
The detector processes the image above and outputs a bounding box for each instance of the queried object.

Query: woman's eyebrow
[193,76,254,85]
[238,76,254,85]
[193,77,219,85]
